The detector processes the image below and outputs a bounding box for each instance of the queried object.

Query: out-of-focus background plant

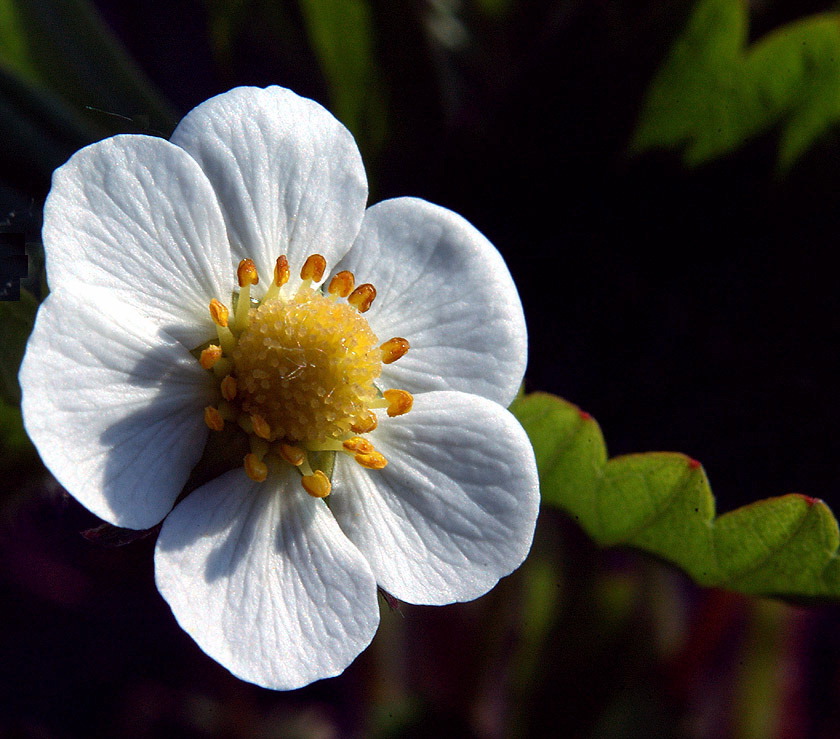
[4,0,840,736]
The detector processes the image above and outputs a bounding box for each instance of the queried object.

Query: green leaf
[297,0,387,157]
[0,287,37,405]
[631,0,840,170]
[512,392,840,599]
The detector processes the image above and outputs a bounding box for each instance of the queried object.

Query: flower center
[198,254,413,497]
[232,289,380,443]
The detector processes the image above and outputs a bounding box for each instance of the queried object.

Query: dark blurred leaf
[512,392,840,599]
[0,397,34,471]
[203,0,251,78]
[0,0,177,133]
[473,0,513,18]
[0,66,100,194]
[731,599,791,738]
[297,0,387,157]
[632,0,840,170]
[80,521,159,546]
[0,286,36,404]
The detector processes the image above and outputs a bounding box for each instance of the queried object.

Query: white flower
[19,86,539,690]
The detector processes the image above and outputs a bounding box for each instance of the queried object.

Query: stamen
[209,299,229,327]
[277,442,305,466]
[348,284,376,312]
[343,436,375,454]
[328,270,355,298]
[300,254,327,283]
[220,375,237,401]
[235,259,258,331]
[380,337,410,364]
[210,299,236,353]
[298,455,315,477]
[244,453,268,482]
[384,389,413,417]
[217,401,236,421]
[264,255,290,303]
[275,255,290,286]
[212,357,233,378]
[250,413,272,440]
[237,258,259,287]
[199,345,223,369]
[350,410,378,434]
[301,470,331,498]
[200,250,401,488]
[250,436,269,460]
[355,451,388,469]
[204,406,225,432]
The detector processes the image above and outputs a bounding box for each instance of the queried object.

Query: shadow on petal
[97,327,214,529]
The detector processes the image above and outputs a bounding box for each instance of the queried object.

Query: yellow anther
[237,258,259,287]
[234,260,258,331]
[199,345,223,370]
[380,337,410,364]
[263,255,290,303]
[209,299,229,328]
[355,451,388,470]
[384,389,413,417]
[328,270,355,298]
[301,470,332,498]
[350,410,378,434]
[204,406,225,432]
[244,453,268,482]
[220,375,237,401]
[250,413,272,440]
[274,255,290,287]
[348,283,376,312]
[300,254,327,282]
[343,436,375,454]
[277,443,305,466]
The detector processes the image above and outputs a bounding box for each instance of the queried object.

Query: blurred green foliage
[297,0,387,155]
[513,392,840,599]
[0,289,36,468]
[633,0,840,170]
[0,287,35,405]
[0,0,175,122]
[202,0,387,156]
[0,0,177,201]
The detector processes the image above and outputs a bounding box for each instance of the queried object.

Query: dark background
[4,0,840,736]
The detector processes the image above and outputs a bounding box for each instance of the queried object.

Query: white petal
[20,290,215,529]
[155,468,379,690]
[330,391,539,605]
[43,135,233,348]
[334,198,527,407]
[170,86,368,288]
